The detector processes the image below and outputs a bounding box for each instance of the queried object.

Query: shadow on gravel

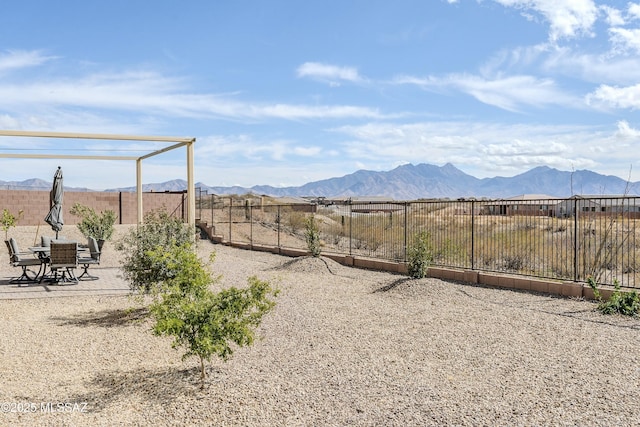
[52,307,149,328]
[68,366,203,412]
[372,277,413,293]
[272,256,341,275]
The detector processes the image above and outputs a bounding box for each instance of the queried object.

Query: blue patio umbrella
[44,166,64,238]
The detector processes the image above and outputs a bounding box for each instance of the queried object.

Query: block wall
[0,190,187,225]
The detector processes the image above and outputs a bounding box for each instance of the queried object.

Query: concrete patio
[0,266,131,299]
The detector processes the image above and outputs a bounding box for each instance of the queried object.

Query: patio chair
[5,237,43,285]
[77,237,101,280]
[48,241,78,284]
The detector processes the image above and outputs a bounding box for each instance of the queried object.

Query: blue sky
[1,0,640,190]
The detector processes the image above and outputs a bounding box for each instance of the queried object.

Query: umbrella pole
[34,223,40,246]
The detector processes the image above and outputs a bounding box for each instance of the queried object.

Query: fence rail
[196,191,640,289]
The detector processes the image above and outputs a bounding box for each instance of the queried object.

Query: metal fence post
[349,199,353,256]
[471,200,475,270]
[574,197,578,282]
[403,202,408,262]
[197,187,202,221]
[277,205,281,248]
[229,197,232,243]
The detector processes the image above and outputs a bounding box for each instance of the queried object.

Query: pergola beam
[138,141,191,161]
[0,153,139,161]
[0,129,194,143]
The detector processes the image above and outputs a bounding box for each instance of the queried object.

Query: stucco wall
[0,190,187,225]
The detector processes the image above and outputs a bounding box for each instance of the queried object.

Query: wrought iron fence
[196,191,640,289]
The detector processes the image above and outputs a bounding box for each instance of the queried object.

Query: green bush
[70,203,117,241]
[407,231,433,279]
[587,276,640,316]
[115,209,195,293]
[147,244,278,386]
[304,215,321,257]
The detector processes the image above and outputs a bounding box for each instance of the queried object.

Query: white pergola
[0,130,196,226]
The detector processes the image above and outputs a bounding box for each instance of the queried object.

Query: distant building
[481,194,560,216]
[555,195,640,218]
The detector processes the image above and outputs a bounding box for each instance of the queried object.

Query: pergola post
[187,141,195,226]
[136,158,143,225]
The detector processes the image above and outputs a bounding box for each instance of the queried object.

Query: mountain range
[192,163,638,199]
[2,163,638,199]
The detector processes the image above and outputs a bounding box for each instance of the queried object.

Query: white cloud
[195,134,325,167]
[600,5,625,26]
[482,139,568,155]
[629,2,640,20]
[614,120,640,139]
[393,73,577,112]
[609,27,640,54]
[256,103,385,120]
[480,44,550,77]
[196,135,290,161]
[293,146,322,156]
[296,62,365,86]
[586,83,640,109]
[0,50,55,73]
[0,114,20,129]
[542,47,640,85]
[493,0,598,42]
[0,69,387,123]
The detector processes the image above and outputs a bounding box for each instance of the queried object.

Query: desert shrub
[147,244,278,386]
[350,215,385,254]
[502,254,525,271]
[587,276,640,316]
[115,209,195,293]
[407,231,433,279]
[323,222,345,247]
[287,211,306,234]
[304,215,321,257]
[70,203,117,242]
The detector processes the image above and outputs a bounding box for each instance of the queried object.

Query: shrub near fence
[196,193,640,289]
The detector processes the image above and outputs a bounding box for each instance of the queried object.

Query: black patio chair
[5,237,43,285]
[77,237,101,280]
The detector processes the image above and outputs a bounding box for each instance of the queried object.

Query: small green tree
[1,208,23,240]
[147,244,278,386]
[70,203,117,242]
[115,209,195,293]
[407,230,433,279]
[304,215,321,257]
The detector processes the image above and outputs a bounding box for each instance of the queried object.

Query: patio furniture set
[5,236,101,285]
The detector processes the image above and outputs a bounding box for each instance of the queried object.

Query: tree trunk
[200,356,206,382]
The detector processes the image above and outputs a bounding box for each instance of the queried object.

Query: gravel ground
[1,226,640,426]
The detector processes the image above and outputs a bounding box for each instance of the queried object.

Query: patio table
[28,246,51,282]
